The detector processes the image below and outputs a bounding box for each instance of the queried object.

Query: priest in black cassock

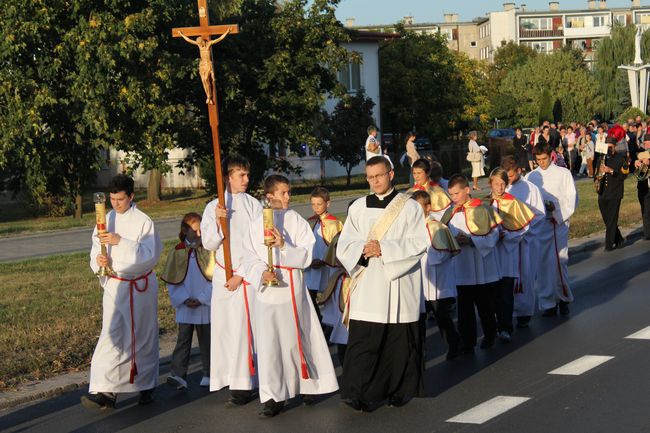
[336,156,428,411]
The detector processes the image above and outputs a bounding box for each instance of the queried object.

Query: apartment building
[347,14,492,61]
[491,0,650,63]
[349,0,650,63]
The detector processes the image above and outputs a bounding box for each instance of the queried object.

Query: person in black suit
[636,150,650,240]
[596,137,628,251]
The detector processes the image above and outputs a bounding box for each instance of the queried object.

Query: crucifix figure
[177,29,230,104]
[172,1,239,279]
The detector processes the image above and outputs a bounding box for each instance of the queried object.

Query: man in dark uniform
[636,150,650,240]
[596,137,628,251]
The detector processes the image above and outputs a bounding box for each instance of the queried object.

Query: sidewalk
[1,223,644,412]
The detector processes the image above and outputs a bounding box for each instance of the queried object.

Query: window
[636,13,650,24]
[480,47,490,60]
[522,40,553,53]
[570,39,587,51]
[338,59,362,93]
[441,28,453,40]
[614,14,627,25]
[470,41,477,47]
[593,16,606,27]
[520,17,552,30]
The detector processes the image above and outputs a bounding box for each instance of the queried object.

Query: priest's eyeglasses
[366,171,390,182]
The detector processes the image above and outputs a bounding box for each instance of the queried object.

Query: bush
[617,106,647,124]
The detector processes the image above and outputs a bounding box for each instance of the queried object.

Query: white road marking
[447,396,531,424]
[625,326,650,340]
[548,355,614,375]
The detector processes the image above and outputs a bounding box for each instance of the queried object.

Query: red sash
[216,260,256,377]
[275,265,310,380]
[110,270,153,384]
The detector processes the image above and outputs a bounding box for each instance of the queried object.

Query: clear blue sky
[335,0,649,26]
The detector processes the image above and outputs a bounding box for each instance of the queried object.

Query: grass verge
[0,240,178,391]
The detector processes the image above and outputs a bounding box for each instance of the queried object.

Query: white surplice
[337,195,428,324]
[167,248,211,324]
[240,209,338,403]
[421,221,457,301]
[491,201,528,279]
[507,178,545,317]
[526,164,577,309]
[201,192,262,392]
[89,203,162,393]
[447,212,500,286]
[303,217,338,293]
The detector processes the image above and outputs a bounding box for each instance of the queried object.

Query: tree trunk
[147,169,162,203]
[74,193,83,220]
[346,166,352,186]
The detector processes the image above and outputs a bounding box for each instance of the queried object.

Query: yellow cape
[308,213,343,247]
[442,198,502,236]
[492,193,536,231]
[160,242,216,284]
[426,220,461,254]
[408,182,452,212]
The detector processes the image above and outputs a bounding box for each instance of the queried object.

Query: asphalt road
[1,234,649,433]
[0,197,356,263]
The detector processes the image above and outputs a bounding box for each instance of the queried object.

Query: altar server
[82,174,162,410]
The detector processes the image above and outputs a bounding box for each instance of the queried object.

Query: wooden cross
[172,1,239,280]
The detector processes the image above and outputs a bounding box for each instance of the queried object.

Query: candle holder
[262,199,285,287]
[94,192,115,277]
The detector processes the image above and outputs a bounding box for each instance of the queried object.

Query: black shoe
[460,345,475,355]
[480,337,495,349]
[387,395,406,408]
[80,392,116,410]
[226,390,256,407]
[446,345,461,360]
[516,316,531,328]
[615,238,625,249]
[542,306,558,317]
[341,399,367,412]
[259,400,284,418]
[604,246,614,252]
[558,301,570,316]
[301,394,317,406]
[138,389,154,405]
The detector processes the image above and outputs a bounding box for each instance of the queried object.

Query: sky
[334,0,650,26]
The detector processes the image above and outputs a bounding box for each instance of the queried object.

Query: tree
[453,52,492,131]
[0,1,107,217]
[188,0,351,189]
[322,90,375,185]
[379,25,464,141]
[538,89,553,124]
[594,24,650,119]
[489,41,537,126]
[72,2,206,203]
[499,50,603,126]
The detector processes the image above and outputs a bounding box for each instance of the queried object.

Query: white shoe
[166,375,188,390]
[199,376,210,387]
[497,330,512,342]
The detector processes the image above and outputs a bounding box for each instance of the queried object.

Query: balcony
[564,26,611,37]
[519,28,564,38]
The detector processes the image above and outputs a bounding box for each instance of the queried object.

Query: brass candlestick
[94,192,115,277]
[262,200,284,287]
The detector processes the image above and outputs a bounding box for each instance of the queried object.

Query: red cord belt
[275,265,310,380]
[109,270,153,384]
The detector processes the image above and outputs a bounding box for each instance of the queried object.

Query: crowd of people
[76,117,650,417]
